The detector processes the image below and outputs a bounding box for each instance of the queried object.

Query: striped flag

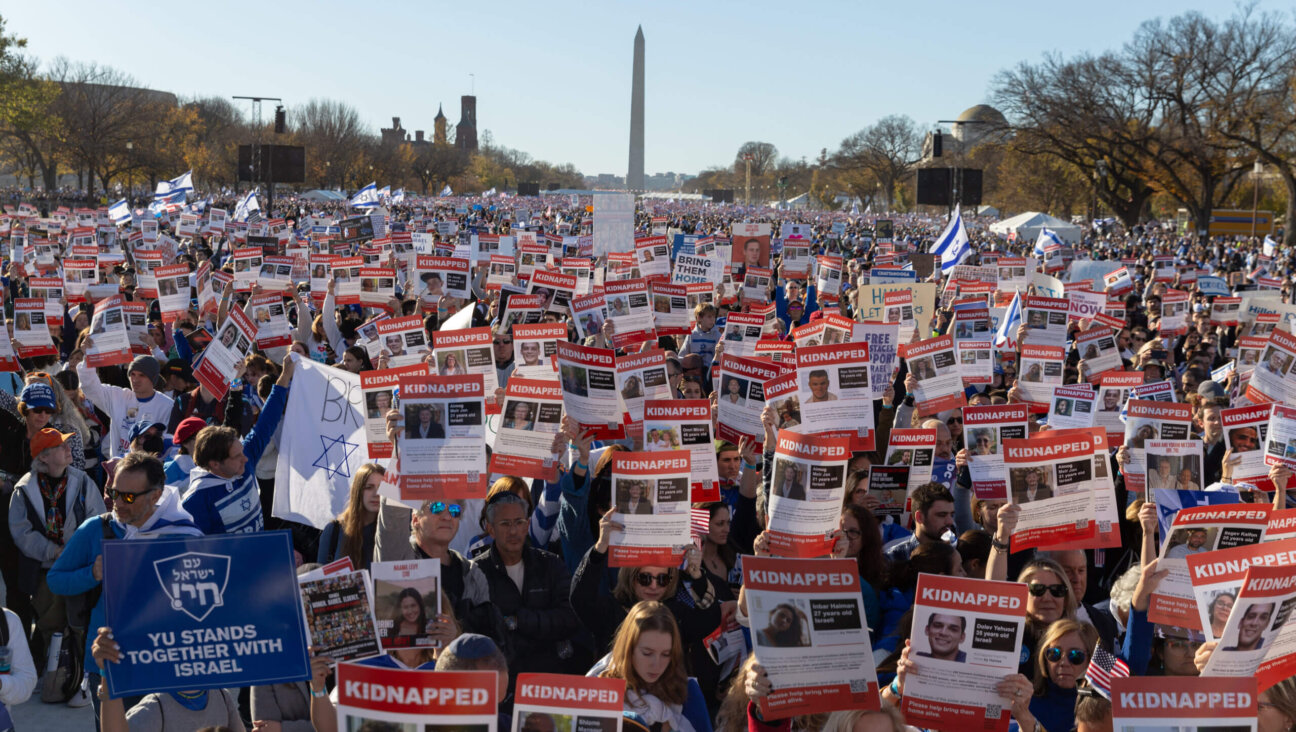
[931,205,971,272]
[1033,227,1064,256]
[350,182,379,208]
[690,507,710,537]
[993,290,1021,349]
[108,198,131,225]
[1083,641,1129,699]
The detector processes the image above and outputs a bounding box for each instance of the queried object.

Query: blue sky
[6,1,1243,177]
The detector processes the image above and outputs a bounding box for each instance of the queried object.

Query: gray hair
[483,491,528,524]
[1108,563,1142,617]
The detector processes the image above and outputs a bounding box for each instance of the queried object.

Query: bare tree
[734,141,778,176]
[833,115,922,210]
[293,98,369,188]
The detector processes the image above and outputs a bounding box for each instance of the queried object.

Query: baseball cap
[163,358,195,383]
[127,421,166,444]
[30,427,74,458]
[173,417,206,446]
[20,382,57,411]
[1197,380,1227,399]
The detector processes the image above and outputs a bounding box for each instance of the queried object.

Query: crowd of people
[0,189,1294,732]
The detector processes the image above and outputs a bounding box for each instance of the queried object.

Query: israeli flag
[1033,228,1064,256]
[167,170,194,194]
[390,188,405,204]
[1263,235,1277,257]
[993,290,1022,348]
[931,205,971,272]
[439,185,453,197]
[234,189,259,222]
[350,182,379,208]
[108,198,131,225]
[377,185,391,202]
[484,187,497,197]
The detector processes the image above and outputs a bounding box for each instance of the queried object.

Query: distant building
[380,117,410,146]
[434,105,448,145]
[456,96,478,152]
[921,104,1009,163]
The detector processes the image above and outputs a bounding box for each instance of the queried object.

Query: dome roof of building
[957,104,1006,125]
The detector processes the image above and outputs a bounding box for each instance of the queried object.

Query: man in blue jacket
[46,451,203,724]
[183,353,293,534]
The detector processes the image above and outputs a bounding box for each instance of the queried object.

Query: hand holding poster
[743,557,878,718]
[644,399,720,503]
[1147,503,1270,631]
[85,294,132,367]
[512,674,625,732]
[1048,384,1096,430]
[1245,329,1296,406]
[767,431,850,557]
[963,404,1030,500]
[101,532,311,697]
[1002,428,1101,551]
[371,315,429,367]
[371,559,442,650]
[194,307,257,399]
[298,568,382,662]
[715,353,782,449]
[335,664,497,731]
[555,340,623,439]
[899,334,966,415]
[902,574,1028,732]
[488,378,564,482]
[603,277,657,348]
[430,327,499,413]
[1123,400,1194,496]
[359,364,428,459]
[398,374,487,500]
[607,450,692,567]
[1199,563,1296,689]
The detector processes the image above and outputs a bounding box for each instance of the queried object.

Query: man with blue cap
[436,633,512,728]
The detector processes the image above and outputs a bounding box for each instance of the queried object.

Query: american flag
[1083,641,1129,699]
[690,507,710,538]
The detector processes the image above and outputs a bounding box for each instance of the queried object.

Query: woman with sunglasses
[995,619,1098,732]
[317,463,385,570]
[573,506,735,716]
[0,380,89,488]
[1014,558,1078,675]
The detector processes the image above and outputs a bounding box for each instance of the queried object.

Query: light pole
[743,153,753,206]
[125,141,133,202]
[1251,161,1264,240]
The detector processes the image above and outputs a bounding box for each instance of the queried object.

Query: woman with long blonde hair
[317,463,385,569]
[595,601,694,731]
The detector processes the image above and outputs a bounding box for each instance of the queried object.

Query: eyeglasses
[1028,583,1068,598]
[28,407,55,415]
[1045,646,1088,665]
[947,417,962,425]
[1164,638,1203,653]
[636,571,672,588]
[423,501,463,518]
[841,528,862,540]
[108,487,158,505]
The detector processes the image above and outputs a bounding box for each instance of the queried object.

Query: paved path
[11,696,93,731]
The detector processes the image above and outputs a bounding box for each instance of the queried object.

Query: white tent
[989,211,1083,244]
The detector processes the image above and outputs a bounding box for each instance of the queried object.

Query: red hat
[30,428,74,458]
[173,417,207,446]
[808,310,825,322]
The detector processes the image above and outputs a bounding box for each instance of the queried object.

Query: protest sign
[1199,563,1296,689]
[1048,384,1096,430]
[231,247,263,291]
[644,399,719,503]
[1096,371,1141,441]
[743,557,879,718]
[335,663,497,731]
[903,574,1028,732]
[1187,537,1296,640]
[194,307,256,399]
[795,342,875,449]
[488,378,563,482]
[512,674,625,732]
[1017,345,1065,411]
[615,349,672,431]
[899,334,965,415]
[1003,428,1101,551]
[299,569,382,661]
[527,268,578,317]
[716,353,782,450]
[885,429,937,497]
[248,293,292,351]
[608,450,692,567]
[430,327,499,413]
[1123,400,1194,497]
[85,294,132,367]
[569,292,608,341]
[1148,504,1270,630]
[1075,326,1122,379]
[101,531,311,697]
[1268,509,1296,542]
[850,321,901,401]
[853,282,937,325]
[964,404,1030,500]
[412,255,471,301]
[510,322,566,381]
[649,281,691,337]
[1021,295,1069,346]
[155,264,192,322]
[370,315,429,367]
[358,364,428,459]
[767,431,850,557]
[555,340,623,440]
[371,559,442,650]
[11,298,55,358]
[721,311,766,357]
[398,374,487,500]
[603,277,657,348]
[1263,404,1296,470]
[1111,676,1256,731]
[672,252,723,285]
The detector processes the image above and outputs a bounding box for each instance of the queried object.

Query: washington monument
[627,25,645,191]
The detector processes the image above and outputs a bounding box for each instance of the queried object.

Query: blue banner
[869,268,917,283]
[1197,276,1231,297]
[671,233,700,258]
[102,531,311,697]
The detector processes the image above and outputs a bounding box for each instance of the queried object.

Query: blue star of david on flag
[313,434,359,479]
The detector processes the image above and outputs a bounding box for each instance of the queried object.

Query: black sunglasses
[424,501,463,518]
[635,571,672,588]
[109,486,158,505]
[1028,583,1068,598]
[1045,646,1087,665]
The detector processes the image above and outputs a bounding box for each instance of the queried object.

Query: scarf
[37,470,69,544]
[170,690,208,711]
